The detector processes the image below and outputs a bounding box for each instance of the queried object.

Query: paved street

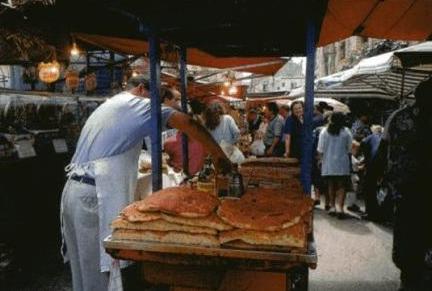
[310,209,400,291]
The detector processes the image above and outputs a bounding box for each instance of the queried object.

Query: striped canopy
[291,42,432,100]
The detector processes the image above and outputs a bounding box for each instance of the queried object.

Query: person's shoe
[361,213,381,222]
[337,212,347,220]
[347,204,361,213]
[328,207,336,216]
[325,205,331,211]
[314,200,320,206]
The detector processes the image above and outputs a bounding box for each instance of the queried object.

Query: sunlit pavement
[310,207,400,291]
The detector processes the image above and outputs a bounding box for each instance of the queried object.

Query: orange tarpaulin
[73,33,286,75]
[319,0,432,46]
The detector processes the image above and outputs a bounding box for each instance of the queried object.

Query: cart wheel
[286,266,309,291]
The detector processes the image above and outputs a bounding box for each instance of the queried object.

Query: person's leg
[62,181,84,291]
[64,180,109,291]
[363,170,379,220]
[327,178,336,214]
[335,178,347,218]
[74,186,110,291]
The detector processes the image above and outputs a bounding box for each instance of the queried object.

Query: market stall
[105,157,316,290]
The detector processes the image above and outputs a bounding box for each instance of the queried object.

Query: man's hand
[266,147,274,156]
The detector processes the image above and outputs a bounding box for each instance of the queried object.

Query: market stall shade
[319,0,432,46]
[73,33,287,76]
[297,42,432,100]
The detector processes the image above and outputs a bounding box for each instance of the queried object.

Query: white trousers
[61,179,109,291]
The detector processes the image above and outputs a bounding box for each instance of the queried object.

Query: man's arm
[267,136,280,156]
[167,111,231,173]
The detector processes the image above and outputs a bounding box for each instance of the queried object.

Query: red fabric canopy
[74,33,286,75]
[319,0,432,46]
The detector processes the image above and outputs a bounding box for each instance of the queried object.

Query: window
[262,84,268,91]
[281,82,285,87]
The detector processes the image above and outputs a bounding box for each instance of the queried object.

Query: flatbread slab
[161,213,233,231]
[219,224,306,248]
[137,187,219,218]
[218,191,313,231]
[121,202,162,222]
[111,217,217,235]
[112,229,219,247]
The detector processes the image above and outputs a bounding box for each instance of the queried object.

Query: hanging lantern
[65,69,80,91]
[38,61,60,83]
[85,72,97,92]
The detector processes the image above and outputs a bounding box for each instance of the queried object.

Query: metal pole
[149,29,163,191]
[399,69,406,104]
[110,51,115,86]
[301,17,317,195]
[179,46,189,176]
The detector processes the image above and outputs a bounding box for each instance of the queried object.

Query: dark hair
[290,100,304,112]
[267,102,279,115]
[126,75,150,90]
[280,104,290,112]
[327,112,346,136]
[204,102,223,130]
[160,86,176,103]
[290,100,304,120]
[189,99,204,115]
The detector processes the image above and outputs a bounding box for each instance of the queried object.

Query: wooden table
[104,236,317,290]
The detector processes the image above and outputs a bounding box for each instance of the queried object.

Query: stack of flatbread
[217,188,314,251]
[111,187,233,247]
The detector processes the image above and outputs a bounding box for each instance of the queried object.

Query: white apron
[62,142,142,291]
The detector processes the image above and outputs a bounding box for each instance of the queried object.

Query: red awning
[319,0,432,46]
[74,33,286,75]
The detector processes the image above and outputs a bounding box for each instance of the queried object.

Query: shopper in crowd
[317,112,353,219]
[312,111,332,208]
[346,140,364,214]
[60,76,231,291]
[380,78,432,291]
[247,108,262,139]
[164,104,208,176]
[204,102,240,145]
[314,101,333,128]
[360,124,384,221]
[279,103,291,121]
[284,100,304,159]
[351,112,372,142]
[263,102,285,156]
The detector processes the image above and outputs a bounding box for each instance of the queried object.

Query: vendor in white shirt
[60,75,231,291]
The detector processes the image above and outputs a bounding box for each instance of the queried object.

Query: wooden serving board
[104,236,317,271]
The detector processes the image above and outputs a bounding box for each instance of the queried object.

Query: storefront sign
[15,140,36,159]
[52,139,68,153]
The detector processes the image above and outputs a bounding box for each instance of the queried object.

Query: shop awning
[291,42,432,100]
[319,0,432,46]
[73,33,287,76]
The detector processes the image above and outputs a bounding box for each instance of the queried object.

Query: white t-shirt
[318,127,352,176]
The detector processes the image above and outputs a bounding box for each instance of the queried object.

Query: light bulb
[70,43,80,56]
[132,71,138,77]
[228,86,238,95]
[223,81,230,87]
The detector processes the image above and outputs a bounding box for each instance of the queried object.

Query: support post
[301,17,317,195]
[179,46,189,176]
[110,51,115,86]
[399,68,406,103]
[149,29,163,191]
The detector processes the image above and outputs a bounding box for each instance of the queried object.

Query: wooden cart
[104,235,317,291]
